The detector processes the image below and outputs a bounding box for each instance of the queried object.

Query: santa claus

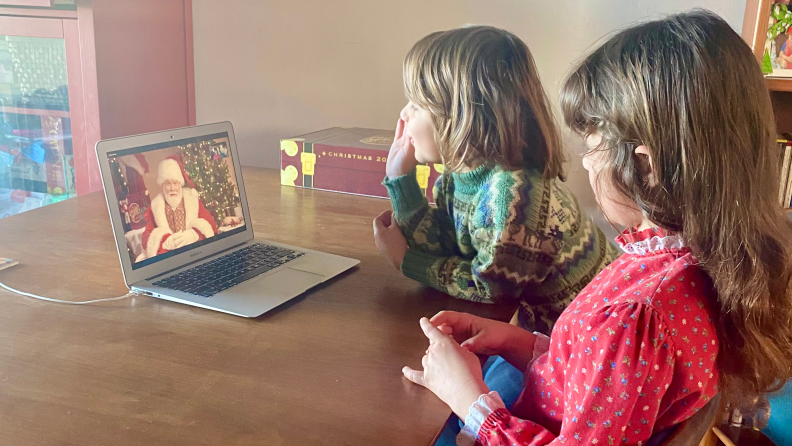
[141,157,217,258]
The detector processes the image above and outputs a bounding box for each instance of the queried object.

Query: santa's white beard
[164,190,183,209]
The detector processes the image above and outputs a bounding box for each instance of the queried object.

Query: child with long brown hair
[401,11,792,446]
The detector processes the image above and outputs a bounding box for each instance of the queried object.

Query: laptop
[96,122,359,317]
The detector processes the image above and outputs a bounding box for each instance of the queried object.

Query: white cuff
[532,332,550,363]
[456,391,506,446]
[188,217,215,238]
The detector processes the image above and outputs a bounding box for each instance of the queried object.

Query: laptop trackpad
[256,267,323,293]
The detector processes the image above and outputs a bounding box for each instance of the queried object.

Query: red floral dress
[458,228,719,446]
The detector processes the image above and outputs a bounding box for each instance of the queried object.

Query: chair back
[646,394,723,446]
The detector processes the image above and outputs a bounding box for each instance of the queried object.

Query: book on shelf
[779,139,791,205]
[779,134,792,209]
[785,155,792,209]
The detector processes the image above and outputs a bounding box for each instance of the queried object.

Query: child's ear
[634,145,658,187]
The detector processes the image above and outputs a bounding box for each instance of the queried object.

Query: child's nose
[400,106,409,122]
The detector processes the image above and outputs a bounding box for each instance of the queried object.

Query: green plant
[768,3,792,40]
[763,49,774,74]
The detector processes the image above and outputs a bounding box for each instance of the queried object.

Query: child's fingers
[430,311,471,330]
[437,324,454,336]
[402,366,426,387]
[375,209,392,221]
[420,317,446,343]
[381,209,393,227]
[460,336,480,352]
[402,132,416,157]
[430,310,457,324]
[373,210,392,231]
[394,118,405,141]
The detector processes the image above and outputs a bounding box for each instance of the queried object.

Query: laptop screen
[106,132,247,270]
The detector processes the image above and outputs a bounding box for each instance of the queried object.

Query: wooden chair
[646,394,723,446]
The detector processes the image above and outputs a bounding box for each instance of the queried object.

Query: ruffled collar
[615,227,690,256]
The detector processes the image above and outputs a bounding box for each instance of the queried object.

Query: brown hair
[561,10,792,399]
[404,26,565,179]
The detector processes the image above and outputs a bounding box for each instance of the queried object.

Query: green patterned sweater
[383,163,619,334]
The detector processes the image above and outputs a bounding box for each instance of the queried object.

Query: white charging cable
[0,280,138,305]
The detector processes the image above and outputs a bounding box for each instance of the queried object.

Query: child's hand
[373,209,408,270]
[431,311,537,371]
[386,119,419,180]
[402,318,490,419]
[431,311,517,356]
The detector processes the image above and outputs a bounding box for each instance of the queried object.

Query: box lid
[285,127,393,151]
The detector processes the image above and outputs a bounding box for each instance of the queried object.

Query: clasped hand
[373,209,407,270]
[401,312,538,419]
[402,317,489,419]
[163,230,199,250]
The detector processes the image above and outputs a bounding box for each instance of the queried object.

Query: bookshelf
[0,0,195,220]
[766,77,792,92]
[743,0,792,213]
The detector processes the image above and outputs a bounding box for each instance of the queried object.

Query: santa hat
[157,155,195,188]
[121,152,150,176]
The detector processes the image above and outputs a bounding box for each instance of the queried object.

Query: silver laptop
[96,122,359,317]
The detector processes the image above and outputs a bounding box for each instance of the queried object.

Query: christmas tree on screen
[179,141,237,228]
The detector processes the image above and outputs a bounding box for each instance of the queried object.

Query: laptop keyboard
[152,243,305,298]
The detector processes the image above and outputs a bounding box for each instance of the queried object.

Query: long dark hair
[561,10,792,399]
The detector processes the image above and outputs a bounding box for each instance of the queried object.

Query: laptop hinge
[145,242,248,281]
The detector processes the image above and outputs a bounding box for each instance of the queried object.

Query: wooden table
[0,167,515,446]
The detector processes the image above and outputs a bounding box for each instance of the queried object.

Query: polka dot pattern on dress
[471,228,719,446]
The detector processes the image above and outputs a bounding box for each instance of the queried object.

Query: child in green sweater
[373,26,618,336]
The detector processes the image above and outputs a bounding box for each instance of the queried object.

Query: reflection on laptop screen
[106,132,246,270]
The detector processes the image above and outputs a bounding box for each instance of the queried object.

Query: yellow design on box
[281,165,298,186]
[359,135,394,146]
[416,165,431,189]
[301,152,317,176]
[281,140,299,157]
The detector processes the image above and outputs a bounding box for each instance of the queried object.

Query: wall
[192,0,746,233]
[92,0,193,139]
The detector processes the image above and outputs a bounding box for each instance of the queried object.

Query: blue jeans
[434,356,524,446]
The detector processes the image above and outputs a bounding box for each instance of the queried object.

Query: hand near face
[386,118,419,180]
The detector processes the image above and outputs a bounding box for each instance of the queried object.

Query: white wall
[192,0,746,233]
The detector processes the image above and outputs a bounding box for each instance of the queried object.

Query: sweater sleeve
[398,218,561,304]
[461,302,676,446]
[383,170,458,257]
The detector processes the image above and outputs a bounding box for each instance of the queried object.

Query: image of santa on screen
[141,156,217,258]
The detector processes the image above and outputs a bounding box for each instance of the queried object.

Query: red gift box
[280,127,444,202]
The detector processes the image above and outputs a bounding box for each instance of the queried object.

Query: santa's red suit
[141,158,217,258]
